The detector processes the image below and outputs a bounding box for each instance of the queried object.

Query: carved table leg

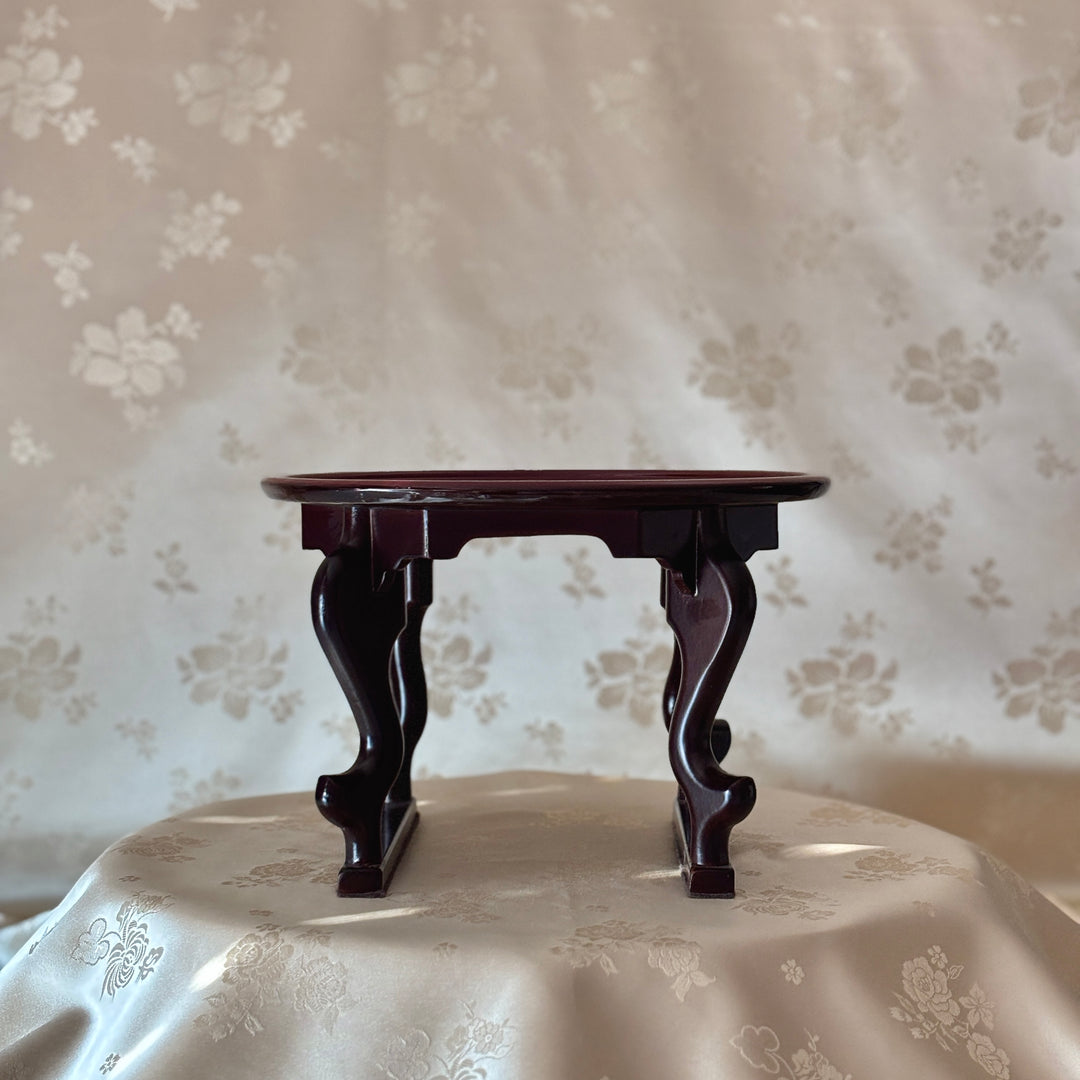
[661,580,732,762]
[311,548,416,897]
[663,539,758,897]
[388,558,432,808]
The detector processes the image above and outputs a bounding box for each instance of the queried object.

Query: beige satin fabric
[3,0,1080,920]
[1,772,1077,1079]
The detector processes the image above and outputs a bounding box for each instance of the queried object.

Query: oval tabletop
[261,470,830,509]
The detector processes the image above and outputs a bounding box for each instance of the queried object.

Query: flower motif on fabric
[1016,62,1080,156]
[993,607,1080,733]
[967,558,1012,615]
[112,832,209,863]
[178,597,300,722]
[496,315,597,440]
[585,605,671,728]
[551,919,647,975]
[43,241,91,307]
[422,595,505,724]
[8,418,52,466]
[63,481,133,556]
[263,503,299,553]
[872,267,913,328]
[587,25,700,153]
[0,7,96,143]
[386,191,444,261]
[197,926,290,1038]
[0,769,34,830]
[71,893,170,1000]
[646,936,716,1001]
[1034,437,1077,480]
[114,718,159,760]
[763,556,807,614]
[875,496,952,573]
[250,246,298,297]
[0,596,90,722]
[732,887,838,921]
[688,323,800,448]
[588,56,663,149]
[787,612,907,738]
[562,547,606,604]
[168,767,242,813]
[110,134,158,182]
[292,955,354,1033]
[524,718,566,762]
[1,188,32,259]
[174,11,304,146]
[195,923,359,1039]
[891,325,1011,452]
[415,888,501,924]
[801,29,908,162]
[385,15,499,145]
[381,1030,432,1080]
[153,542,198,597]
[890,947,1010,1077]
[218,423,258,466]
[222,856,336,889]
[843,850,973,884]
[981,206,1062,284]
[780,959,805,985]
[377,1002,512,1080]
[951,156,984,201]
[552,919,715,1000]
[278,309,386,431]
[776,212,855,277]
[731,1026,851,1079]
[159,190,241,270]
[70,303,199,430]
[825,441,871,484]
[798,801,910,829]
[318,135,366,179]
[98,1053,121,1074]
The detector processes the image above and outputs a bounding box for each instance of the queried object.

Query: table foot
[664,517,758,896]
[673,798,736,898]
[312,549,410,886]
[336,798,420,898]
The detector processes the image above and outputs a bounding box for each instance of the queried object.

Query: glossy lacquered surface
[261,470,830,508]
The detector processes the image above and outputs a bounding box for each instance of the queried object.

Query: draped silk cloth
[1,772,1078,1079]
[3,0,1080,925]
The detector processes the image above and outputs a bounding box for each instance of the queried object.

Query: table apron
[301,503,778,589]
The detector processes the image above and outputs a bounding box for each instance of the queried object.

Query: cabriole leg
[311,548,415,897]
[663,541,758,897]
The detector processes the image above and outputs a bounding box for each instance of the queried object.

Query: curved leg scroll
[663,540,758,897]
[312,549,415,897]
[661,581,731,762]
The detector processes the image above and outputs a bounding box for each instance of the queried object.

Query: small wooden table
[262,470,829,898]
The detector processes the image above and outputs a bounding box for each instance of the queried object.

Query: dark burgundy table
[262,470,829,898]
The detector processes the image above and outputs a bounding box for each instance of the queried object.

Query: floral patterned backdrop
[1,0,1078,916]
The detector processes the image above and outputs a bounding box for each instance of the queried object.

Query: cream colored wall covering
[1,0,1078,910]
